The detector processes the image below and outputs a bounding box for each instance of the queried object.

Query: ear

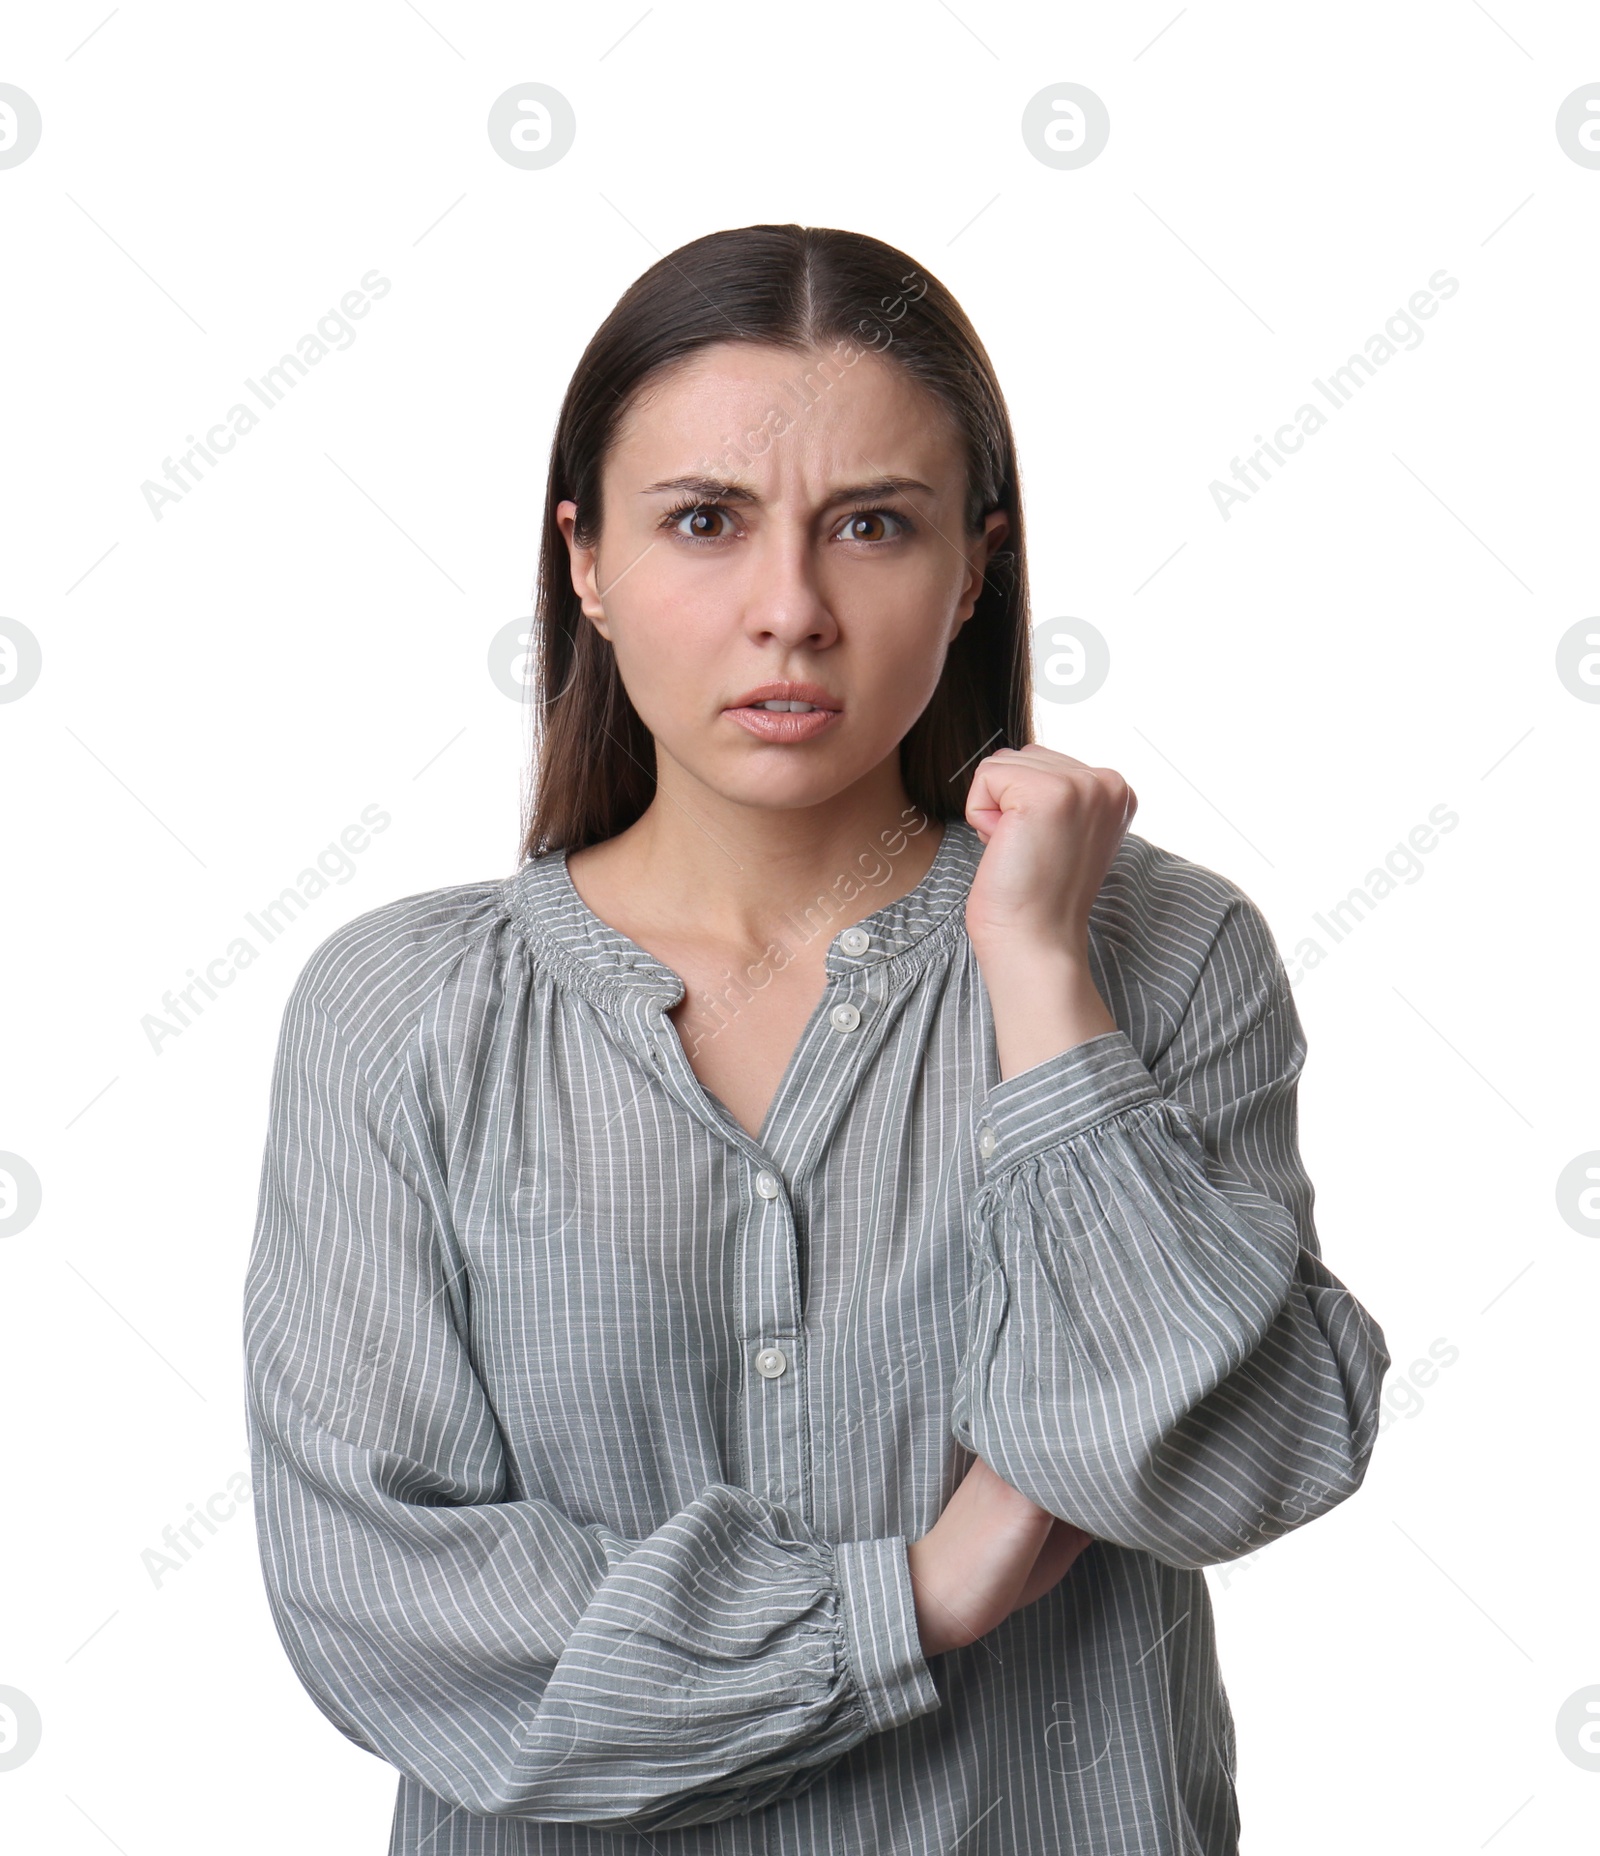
[555,498,611,637]
[953,508,1010,632]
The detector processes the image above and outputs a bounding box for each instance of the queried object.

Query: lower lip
[724,706,842,742]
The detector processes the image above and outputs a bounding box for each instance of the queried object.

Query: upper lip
[725,681,842,712]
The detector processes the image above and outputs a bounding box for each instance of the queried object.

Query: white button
[755,1345,788,1378]
[829,1003,861,1033]
[978,1123,998,1159]
[754,1169,782,1199]
[840,927,870,955]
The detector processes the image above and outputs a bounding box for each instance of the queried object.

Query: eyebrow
[638,474,936,504]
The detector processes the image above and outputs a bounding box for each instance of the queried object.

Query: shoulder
[276,874,516,1078]
[1095,830,1274,964]
[1089,831,1286,1053]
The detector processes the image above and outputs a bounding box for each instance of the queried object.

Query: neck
[584,763,946,956]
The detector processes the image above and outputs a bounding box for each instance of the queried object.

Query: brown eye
[672,505,731,539]
[833,509,909,544]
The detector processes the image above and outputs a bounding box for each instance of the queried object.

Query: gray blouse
[242,813,1390,1855]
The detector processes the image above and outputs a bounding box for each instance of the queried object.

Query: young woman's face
[557,340,1009,817]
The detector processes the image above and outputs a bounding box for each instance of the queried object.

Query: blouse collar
[504,814,984,1026]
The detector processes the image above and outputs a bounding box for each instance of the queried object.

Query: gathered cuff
[975,1030,1163,1175]
[832,1537,943,1735]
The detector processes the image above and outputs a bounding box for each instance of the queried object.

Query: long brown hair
[519,223,1034,860]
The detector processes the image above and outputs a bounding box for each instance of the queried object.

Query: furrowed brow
[639,474,935,504]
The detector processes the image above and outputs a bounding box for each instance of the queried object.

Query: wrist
[970,933,1092,991]
[974,940,1118,1080]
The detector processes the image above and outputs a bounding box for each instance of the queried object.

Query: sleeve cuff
[976,1029,1163,1175]
[832,1537,943,1735]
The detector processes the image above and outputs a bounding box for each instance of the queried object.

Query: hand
[963,744,1137,961]
[1012,1517,1097,1612]
[906,1455,1096,1658]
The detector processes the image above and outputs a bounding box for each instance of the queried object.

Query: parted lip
[725,681,842,712]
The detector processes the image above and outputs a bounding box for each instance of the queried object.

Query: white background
[2,3,1597,1850]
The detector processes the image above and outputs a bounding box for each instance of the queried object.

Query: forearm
[974,938,1119,1080]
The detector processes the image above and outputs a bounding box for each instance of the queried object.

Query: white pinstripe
[242,819,1389,1853]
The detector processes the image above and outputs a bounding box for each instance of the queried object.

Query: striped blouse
[242,811,1390,1855]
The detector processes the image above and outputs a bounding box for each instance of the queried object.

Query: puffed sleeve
[949,893,1391,1570]
[243,940,941,1832]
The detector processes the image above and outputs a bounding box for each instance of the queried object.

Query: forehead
[607,341,963,483]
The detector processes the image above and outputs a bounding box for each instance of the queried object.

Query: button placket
[645,1022,805,1503]
[641,981,881,1525]
[743,1160,806,1512]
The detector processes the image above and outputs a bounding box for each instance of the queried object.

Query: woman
[243,224,1390,1855]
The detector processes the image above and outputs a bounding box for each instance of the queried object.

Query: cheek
[852,605,959,703]
[607,598,720,725]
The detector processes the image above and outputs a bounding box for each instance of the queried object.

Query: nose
[739,524,839,649]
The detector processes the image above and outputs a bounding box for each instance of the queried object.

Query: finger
[989,746,1093,778]
[988,749,1132,805]
[1013,1521,1092,1609]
